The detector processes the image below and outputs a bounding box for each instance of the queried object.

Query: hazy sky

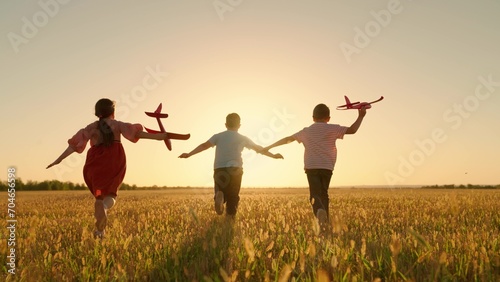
[1,1,499,188]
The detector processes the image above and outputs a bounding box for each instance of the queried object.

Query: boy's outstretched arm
[345,107,367,134]
[253,145,284,159]
[179,141,212,158]
[47,146,75,169]
[263,135,296,151]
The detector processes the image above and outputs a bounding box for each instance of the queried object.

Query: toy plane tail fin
[155,103,162,113]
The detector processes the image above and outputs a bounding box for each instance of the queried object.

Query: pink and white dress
[67,119,143,198]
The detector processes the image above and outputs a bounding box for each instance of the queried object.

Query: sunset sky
[1,1,499,188]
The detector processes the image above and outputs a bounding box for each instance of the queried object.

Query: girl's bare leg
[94,196,116,238]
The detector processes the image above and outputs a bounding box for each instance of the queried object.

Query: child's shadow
[148,216,236,281]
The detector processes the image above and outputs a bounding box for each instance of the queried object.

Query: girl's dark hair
[95,98,115,146]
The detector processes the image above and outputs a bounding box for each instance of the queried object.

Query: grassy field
[2,188,499,281]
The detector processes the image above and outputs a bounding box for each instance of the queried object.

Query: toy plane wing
[145,128,190,140]
[167,132,190,140]
[145,112,169,118]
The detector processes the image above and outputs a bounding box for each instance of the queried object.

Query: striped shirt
[293,122,348,170]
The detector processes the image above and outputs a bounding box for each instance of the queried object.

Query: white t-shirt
[208,130,257,169]
[293,122,348,170]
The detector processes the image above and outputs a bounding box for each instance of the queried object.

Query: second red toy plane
[336,96,384,110]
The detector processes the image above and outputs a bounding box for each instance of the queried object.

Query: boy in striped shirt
[264,104,367,225]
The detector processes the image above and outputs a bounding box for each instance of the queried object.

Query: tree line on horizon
[421,184,500,189]
[1,179,499,191]
[0,179,154,191]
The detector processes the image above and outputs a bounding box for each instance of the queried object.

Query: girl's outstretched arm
[46,146,75,169]
[47,132,168,168]
[136,131,168,140]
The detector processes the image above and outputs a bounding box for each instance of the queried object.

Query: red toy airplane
[145,103,190,150]
[336,95,384,110]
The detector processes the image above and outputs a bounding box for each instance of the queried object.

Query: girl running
[47,98,169,238]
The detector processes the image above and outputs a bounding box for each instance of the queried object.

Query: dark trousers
[306,169,333,217]
[214,167,243,216]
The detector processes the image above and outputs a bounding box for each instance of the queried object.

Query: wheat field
[1,188,499,281]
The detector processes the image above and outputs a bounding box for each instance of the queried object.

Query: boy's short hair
[226,113,241,128]
[313,104,330,120]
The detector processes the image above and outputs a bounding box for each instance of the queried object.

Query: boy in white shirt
[179,113,283,216]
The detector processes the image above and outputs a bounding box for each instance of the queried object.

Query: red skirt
[83,142,126,198]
